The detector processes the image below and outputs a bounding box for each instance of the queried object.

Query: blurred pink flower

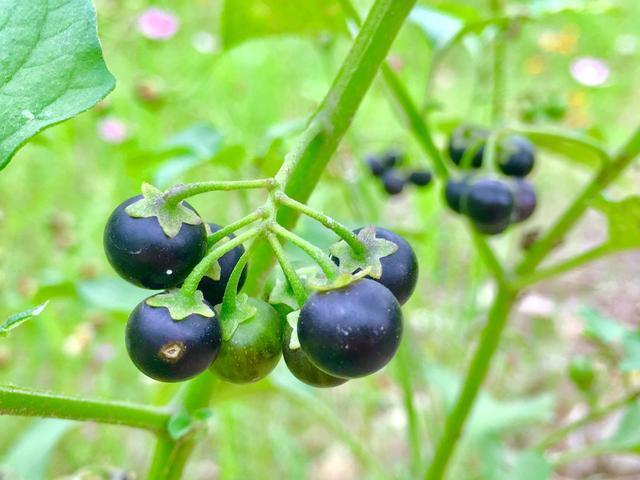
[98,118,128,144]
[570,57,610,87]
[137,8,179,40]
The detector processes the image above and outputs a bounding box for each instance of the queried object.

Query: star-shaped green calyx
[329,225,398,279]
[215,294,257,341]
[307,268,371,292]
[125,183,202,238]
[146,290,214,321]
[287,310,301,350]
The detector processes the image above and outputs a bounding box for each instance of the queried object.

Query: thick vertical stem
[425,287,517,480]
[244,0,419,295]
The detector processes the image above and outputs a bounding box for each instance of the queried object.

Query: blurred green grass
[1,0,640,478]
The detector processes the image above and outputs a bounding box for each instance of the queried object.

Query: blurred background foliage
[2,0,640,478]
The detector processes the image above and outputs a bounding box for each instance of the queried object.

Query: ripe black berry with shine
[104,196,207,290]
[211,298,283,384]
[196,224,247,306]
[298,279,403,379]
[381,169,406,195]
[463,178,514,235]
[444,177,471,214]
[448,125,489,169]
[512,179,537,223]
[407,170,433,187]
[282,325,348,388]
[126,297,222,382]
[498,135,536,177]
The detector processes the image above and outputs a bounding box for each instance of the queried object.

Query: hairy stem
[181,226,263,298]
[220,244,255,317]
[536,389,640,451]
[425,287,518,480]
[148,375,216,479]
[244,0,420,295]
[266,231,308,306]
[0,385,169,433]
[275,192,365,257]
[164,179,275,205]
[207,209,266,247]
[514,244,614,289]
[270,222,339,280]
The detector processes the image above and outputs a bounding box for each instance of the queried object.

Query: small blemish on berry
[159,341,186,363]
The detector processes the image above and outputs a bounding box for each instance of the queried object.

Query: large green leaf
[0,0,115,170]
[220,0,347,48]
[594,196,640,249]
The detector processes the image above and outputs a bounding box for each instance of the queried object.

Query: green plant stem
[244,0,419,295]
[0,385,169,433]
[270,222,339,280]
[425,287,517,480]
[513,244,614,289]
[207,209,266,247]
[163,179,276,205]
[148,375,216,479]
[265,231,308,306]
[396,343,422,476]
[471,228,508,286]
[337,0,449,179]
[275,192,366,257]
[536,389,640,451]
[220,244,255,317]
[551,444,623,468]
[181,226,263,298]
[517,125,640,275]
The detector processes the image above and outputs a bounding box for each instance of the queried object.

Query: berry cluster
[365,149,432,195]
[104,187,418,388]
[444,125,538,235]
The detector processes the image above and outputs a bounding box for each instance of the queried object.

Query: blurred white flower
[137,8,179,40]
[98,117,128,144]
[570,57,610,87]
[192,32,217,54]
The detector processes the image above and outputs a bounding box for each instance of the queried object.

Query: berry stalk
[265,231,308,306]
[207,209,267,247]
[163,178,276,205]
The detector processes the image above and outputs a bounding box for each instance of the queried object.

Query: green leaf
[220,0,347,49]
[0,301,49,337]
[216,294,257,340]
[168,412,193,441]
[594,196,640,249]
[519,128,610,170]
[511,450,552,480]
[146,290,215,321]
[580,306,628,344]
[286,310,301,350]
[125,183,203,238]
[3,419,75,480]
[329,226,398,279]
[0,0,115,170]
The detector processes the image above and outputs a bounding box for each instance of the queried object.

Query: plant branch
[244,0,420,295]
[424,287,518,480]
[0,385,169,433]
[270,222,339,280]
[266,231,308,306]
[536,389,640,451]
[207,209,267,247]
[164,178,276,205]
[274,192,365,257]
[181,226,263,298]
[513,244,614,289]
